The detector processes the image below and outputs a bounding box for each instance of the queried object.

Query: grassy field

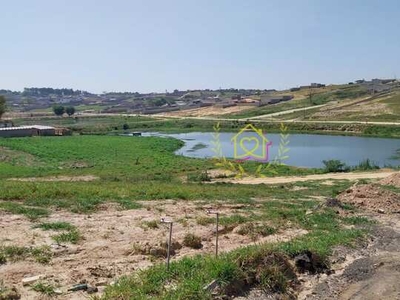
[0,135,334,214]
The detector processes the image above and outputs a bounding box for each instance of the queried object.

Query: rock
[294,251,329,274]
[378,208,385,214]
[326,198,343,208]
[159,240,182,251]
[86,285,99,294]
[53,289,63,295]
[203,279,219,292]
[95,280,108,287]
[22,275,43,286]
[149,247,174,258]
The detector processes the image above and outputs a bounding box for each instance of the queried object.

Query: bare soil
[379,171,400,187]
[157,105,251,117]
[297,174,400,300]
[0,200,306,300]
[217,170,397,185]
[338,183,400,214]
[299,213,400,300]
[7,175,99,182]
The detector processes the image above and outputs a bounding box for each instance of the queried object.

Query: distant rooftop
[0,125,55,131]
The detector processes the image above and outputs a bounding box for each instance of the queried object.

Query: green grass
[0,202,49,220]
[34,221,75,231]
[0,245,52,264]
[52,230,81,244]
[31,281,57,296]
[33,221,81,244]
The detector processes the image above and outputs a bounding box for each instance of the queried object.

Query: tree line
[22,88,89,97]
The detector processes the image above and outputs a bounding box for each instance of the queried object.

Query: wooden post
[207,210,220,258]
[161,218,173,271]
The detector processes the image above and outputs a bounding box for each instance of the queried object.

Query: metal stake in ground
[161,218,173,271]
[207,210,220,257]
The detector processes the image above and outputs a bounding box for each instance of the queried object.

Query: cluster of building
[1,78,398,117]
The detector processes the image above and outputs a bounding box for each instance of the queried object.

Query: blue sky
[2,0,399,93]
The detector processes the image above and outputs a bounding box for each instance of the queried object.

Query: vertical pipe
[215,213,219,258]
[167,222,173,271]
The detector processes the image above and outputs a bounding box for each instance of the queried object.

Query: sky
[1,0,400,93]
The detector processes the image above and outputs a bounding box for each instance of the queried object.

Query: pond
[141,132,400,168]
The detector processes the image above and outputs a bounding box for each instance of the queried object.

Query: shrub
[353,159,379,171]
[142,220,159,229]
[187,171,211,182]
[183,233,203,249]
[322,160,350,173]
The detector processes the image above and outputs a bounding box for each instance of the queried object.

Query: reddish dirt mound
[379,172,400,188]
[338,184,400,214]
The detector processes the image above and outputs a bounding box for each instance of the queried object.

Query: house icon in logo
[231,124,272,162]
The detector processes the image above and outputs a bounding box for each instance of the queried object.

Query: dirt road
[246,104,326,119]
[220,170,398,185]
[302,214,400,300]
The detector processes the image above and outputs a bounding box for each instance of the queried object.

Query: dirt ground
[298,172,400,300]
[7,175,99,182]
[1,172,399,299]
[218,170,398,185]
[0,201,306,300]
[299,213,400,300]
[156,105,251,117]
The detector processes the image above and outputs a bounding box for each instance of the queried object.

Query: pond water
[141,132,400,168]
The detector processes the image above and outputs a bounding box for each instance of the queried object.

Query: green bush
[353,159,380,171]
[322,160,350,173]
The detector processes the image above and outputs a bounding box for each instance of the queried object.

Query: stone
[53,289,63,295]
[21,275,43,286]
[87,286,99,294]
[95,280,108,287]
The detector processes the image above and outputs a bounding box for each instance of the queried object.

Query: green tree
[0,96,6,119]
[65,106,76,116]
[53,105,65,116]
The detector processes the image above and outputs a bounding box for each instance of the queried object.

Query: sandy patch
[157,105,251,117]
[218,171,397,185]
[8,175,99,182]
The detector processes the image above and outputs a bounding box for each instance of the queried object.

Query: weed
[342,216,375,225]
[31,246,53,264]
[353,159,380,171]
[31,281,56,296]
[0,202,49,220]
[34,221,75,231]
[322,160,350,173]
[0,245,52,264]
[236,223,276,239]
[142,220,159,229]
[183,233,203,249]
[53,230,81,244]
[196,216,214,226]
